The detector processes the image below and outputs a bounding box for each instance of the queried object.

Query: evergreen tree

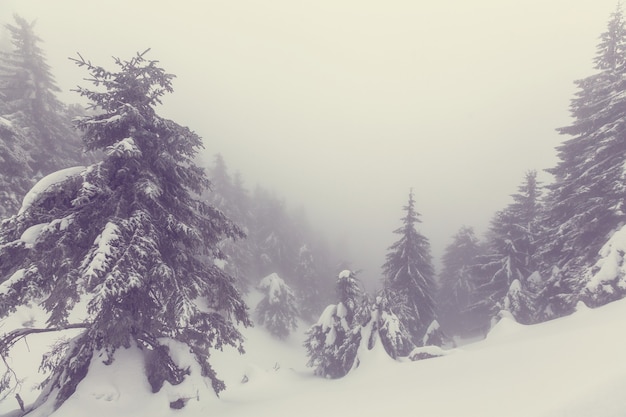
[306,270,421,377]
[256,273,299,339]
[372,289,414,358]
[472,171,542,325]
[509,170,542,271]
[0,116,32,218]
[0,15,86,176]
[340,288,413,367]
[203,154,337,304]
[0,51,250,412]
[289,208,336,320]
[206,153,234,214]
[539,4,626,313]
[382,189,436,343]
[294,244,323,321]
[304,269,364,378]
[250,186,300,279]
[205,155,254,291]
[225,171,256,290]
[335,269,366,324]
[229,172,255,231]
[437,226,482,337]
[474,211,527,312]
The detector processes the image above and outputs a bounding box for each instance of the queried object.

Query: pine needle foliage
[539,4,626,312]
[0,50,250,411]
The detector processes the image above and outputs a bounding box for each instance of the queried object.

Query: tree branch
[0,323,88,353]
[0,323,88,404]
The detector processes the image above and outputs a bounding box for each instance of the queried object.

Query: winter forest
[2,2,626,417]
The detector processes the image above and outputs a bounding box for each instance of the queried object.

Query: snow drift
[2,292,626,417]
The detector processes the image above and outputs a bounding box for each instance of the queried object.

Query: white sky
[3,0,618,286]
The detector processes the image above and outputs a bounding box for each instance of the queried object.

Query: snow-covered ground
[2,293,626,417]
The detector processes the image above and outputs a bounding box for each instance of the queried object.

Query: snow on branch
[105,137,142,158]
[18,166,85,215]
[81,221,121,284]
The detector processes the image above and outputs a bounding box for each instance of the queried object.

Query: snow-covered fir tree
[382,189,436,343]
[304,269,364,378]
[307,266,441,377]
[339,288,414,368]
[0,51,250,412]
[472,171,542,325]
[370,289,413,358]
[538,4,626,313]
[256,273,299,339]
[0,15,86,176]
[437,226,483,337]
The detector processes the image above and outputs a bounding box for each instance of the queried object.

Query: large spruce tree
[539,4,626,313]
[382,189,435,343]
[0,51,250,412]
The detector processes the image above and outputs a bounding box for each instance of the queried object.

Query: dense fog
[2,0,615,287]
[5,2,626,415]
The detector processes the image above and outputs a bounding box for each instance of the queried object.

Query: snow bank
[484,312,525,344]
[6,289,626,417]
[42,346,170,417]
[408,345,454,361]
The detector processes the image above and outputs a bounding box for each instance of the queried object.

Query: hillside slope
[2,293,626,417]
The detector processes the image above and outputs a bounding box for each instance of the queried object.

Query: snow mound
[484,312,525,343]
[408,345,454,361]
[6,290,626,416]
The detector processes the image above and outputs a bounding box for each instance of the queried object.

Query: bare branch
[1,323,88,354]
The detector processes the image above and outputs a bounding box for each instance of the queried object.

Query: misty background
[2,0,616,287]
